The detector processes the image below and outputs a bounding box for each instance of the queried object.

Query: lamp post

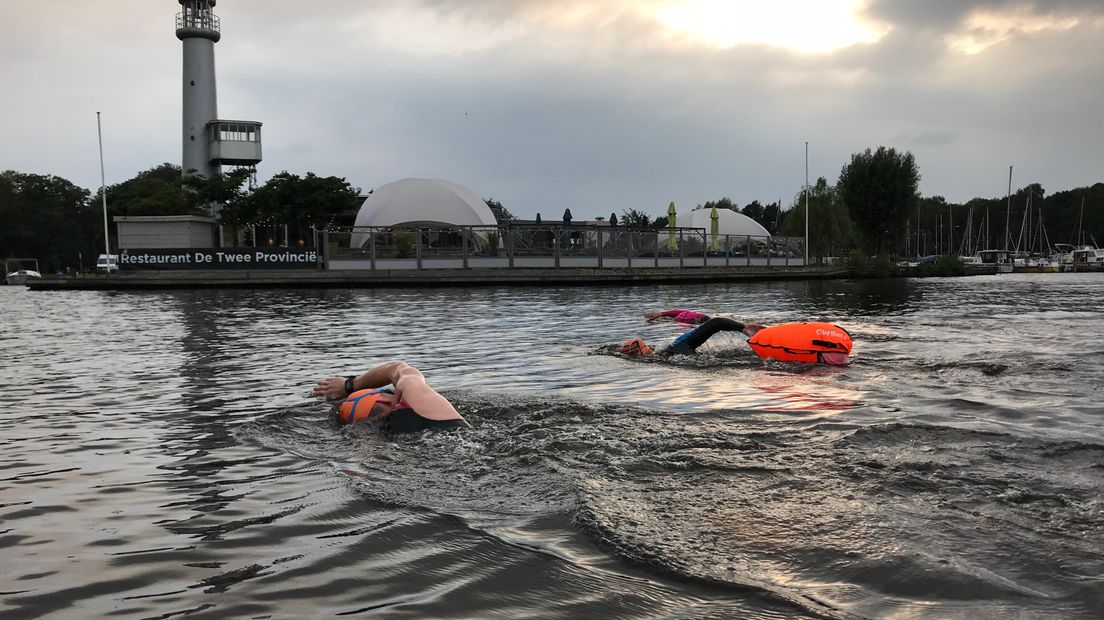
[804,141,809,265]
[97,112,111,268]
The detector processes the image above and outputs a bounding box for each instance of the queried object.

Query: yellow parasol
[666,201,678,252]
[710,206,720,252]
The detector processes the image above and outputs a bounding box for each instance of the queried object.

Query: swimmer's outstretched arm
[668,318,764,353]
[313,362,464,422]
[644,310,683,321]
[645,310,710,324]
[313,361,404,399]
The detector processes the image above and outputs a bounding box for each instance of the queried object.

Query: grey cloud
[412,0,650,21]
[891,131,958,147]
[864,0,1104,30]
[2,0,1103,220]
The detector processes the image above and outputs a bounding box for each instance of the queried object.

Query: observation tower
[176,0,262,189]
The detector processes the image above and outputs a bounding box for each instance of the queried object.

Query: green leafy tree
[1044,183,1104,247]
[700,197,738,212]
[742,200,782,233]
[781,177,854,264]
[241,172,360,245]
[695,198,779,232]
[393,229,415,258]
[90,163,195,218]
[619,208,653,228]
[182,168,254,218]
[0,171,95,272]
[915,195,948,256]
[740,200,764,224]
[179,168,256,245]
[837,146,920,256]
[763,202,783,234]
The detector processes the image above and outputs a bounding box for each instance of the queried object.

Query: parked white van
[96,254,119,273]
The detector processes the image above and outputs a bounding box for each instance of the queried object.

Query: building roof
[676,207,770,237]
[350,178,497,247]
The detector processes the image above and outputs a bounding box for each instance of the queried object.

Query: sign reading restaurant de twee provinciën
[119,248,319,270]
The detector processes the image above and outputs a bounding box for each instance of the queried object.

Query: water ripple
[2,274,1103,618]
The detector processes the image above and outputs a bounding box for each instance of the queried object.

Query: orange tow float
[748,322,853,365]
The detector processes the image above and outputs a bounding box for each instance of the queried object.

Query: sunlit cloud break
[947,8,1082,55]
[651,0,889,53]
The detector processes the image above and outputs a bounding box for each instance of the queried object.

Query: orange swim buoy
[748,322,852,365]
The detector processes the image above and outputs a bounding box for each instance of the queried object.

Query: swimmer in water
[314,361,470,433]
[621,319,852,366]
[621,317,764,357]
[643,309,711,325]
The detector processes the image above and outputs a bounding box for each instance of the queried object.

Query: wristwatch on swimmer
[344,376,356,396]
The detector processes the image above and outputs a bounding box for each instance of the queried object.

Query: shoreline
[26,265,851,291]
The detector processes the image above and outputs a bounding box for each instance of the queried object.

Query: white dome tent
[350,178,497,249]
[676,207,770,237]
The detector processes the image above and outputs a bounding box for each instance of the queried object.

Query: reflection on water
[1,273,1102,618]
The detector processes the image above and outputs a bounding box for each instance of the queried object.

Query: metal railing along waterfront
[321,224,806,270]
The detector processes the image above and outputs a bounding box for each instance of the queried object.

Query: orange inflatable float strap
[747,322,852,364]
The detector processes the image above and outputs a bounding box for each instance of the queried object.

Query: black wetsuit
[384,408,470,435]
[664,317,746,355]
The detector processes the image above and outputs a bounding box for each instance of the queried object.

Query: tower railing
[176,11,220,33]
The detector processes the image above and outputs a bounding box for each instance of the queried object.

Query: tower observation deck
[176,0,221,42]
[176,0,261,188]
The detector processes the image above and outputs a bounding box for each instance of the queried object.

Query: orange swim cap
[620,338,652,356]
[338,389,384,424]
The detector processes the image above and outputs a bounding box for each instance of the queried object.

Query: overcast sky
[2,0,1101,219]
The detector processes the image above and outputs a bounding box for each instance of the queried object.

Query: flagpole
[97,112,111,265]
[804,141,809,265]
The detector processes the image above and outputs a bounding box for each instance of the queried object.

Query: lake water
[2,274,1102,618]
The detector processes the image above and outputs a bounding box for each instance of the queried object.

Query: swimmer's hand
[313,377,347,400]
[742,323,765,337]
[643,311,661,322]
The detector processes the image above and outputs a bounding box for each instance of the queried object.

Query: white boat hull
[5,270,43,285]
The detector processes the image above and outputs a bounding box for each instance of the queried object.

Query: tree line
[627,147,1103,265]
[1,164,360,273]
[913,183,1104,257]
[5,151,1102,273]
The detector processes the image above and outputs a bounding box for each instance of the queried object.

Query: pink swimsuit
[658,310,710,324]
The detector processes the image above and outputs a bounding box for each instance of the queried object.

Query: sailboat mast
[948,203,954,255]
[985,207,990,249]
[965,206,974,255]
[1077,196,1085,246]
[1005,166,1013,250]
[1027,193,1033,253]
[1015,193,1030,253]
[1025,195,1031,251]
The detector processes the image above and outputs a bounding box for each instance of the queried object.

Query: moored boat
[1069,246,1104,272]
[3,258,42,285]
[5,269,43,285]
[974,249,1014,273]
[1011,254,1060,273]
